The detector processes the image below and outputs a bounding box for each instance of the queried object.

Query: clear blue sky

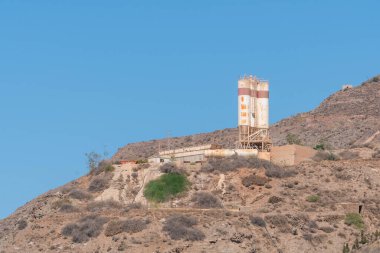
[0,0,379,219]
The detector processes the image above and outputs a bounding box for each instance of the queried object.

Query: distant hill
[113,75,380,161]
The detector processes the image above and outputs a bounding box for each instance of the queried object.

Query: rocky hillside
[112,75,380,161]
[1,157,380,253]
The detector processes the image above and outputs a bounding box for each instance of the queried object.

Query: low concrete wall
[271,145,317,166]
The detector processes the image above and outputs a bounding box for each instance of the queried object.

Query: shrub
[344,213,364,229]
[286,133,301,145]
[52,199,76,212]
[87,200,122,212]
[136,159,148,164]
[249,216,266,228]
[163,214,205,241]
[242,175,268,187]
[88,173,113,192]
[159,163,184,174]
[319,226,334,233]
[144,173,189,202]
[314,144,325,151]
[105,218,148,237]
[268,196,282,204]
[264,164,296,178]
[191,192,223,208]
[61,215,108,243]
[69,189,92,201]
[17,220,27,230]
[306,195,320,202]
[98,161,115,173]
[265,214,291,233]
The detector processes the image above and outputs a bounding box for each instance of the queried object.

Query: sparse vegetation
[59,203,78,213]
[136,159,148,164]
[200,155,294,178]
[159,163,184,174]
[265,214,291,233]
[249,216,266,228]
[339,150,359,160]
[87,200,122,212]
[312,151,338,161]
[88,173,113,192]
[52,199,77,212]
[163,214,205,241]
[98,161,115,173]
[306,195,320,202]
[144,173,189,202]
[344,213,364,229]
[242,175,268,187]
[191,192,223,208]
[286,133,302,145]
[105,218,148,237]
[61,215,108,243]
[69,189,92,200]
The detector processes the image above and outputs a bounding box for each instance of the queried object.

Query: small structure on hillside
[342,84,353,91]
[271,145,317,166]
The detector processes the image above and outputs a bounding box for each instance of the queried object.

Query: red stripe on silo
[257,91,269,98]
[238,88,250,95]
[250,90,258,97]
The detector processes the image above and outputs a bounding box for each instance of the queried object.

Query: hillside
[112,76,380,161]
[1,75,380,253]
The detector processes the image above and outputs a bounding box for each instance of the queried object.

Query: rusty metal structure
[237,75,272,151]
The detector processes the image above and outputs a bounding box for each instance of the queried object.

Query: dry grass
[105,218,148,237]
[88,173,113,192]
[159,163,184,174]
[61,215,108,243]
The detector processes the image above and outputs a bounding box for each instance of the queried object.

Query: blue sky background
[0,0,379,219]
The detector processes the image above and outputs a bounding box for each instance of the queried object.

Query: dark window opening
[359,205,363,214]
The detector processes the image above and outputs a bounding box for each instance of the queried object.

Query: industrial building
[149,74,272,164]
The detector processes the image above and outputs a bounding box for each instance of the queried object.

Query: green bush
[144,173,189,202]
[345,213,364,229]
[306,195,320,202]
[314,144,325,151]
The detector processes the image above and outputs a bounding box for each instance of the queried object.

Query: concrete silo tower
[237,75,271,151]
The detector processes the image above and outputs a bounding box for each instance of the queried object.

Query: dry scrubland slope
[113,76,380,161]
[0,75,379,253]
